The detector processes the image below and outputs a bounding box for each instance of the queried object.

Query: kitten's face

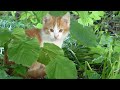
[42,13,70,41]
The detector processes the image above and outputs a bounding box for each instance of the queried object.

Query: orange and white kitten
[26,12,70,78]
[26,12,70,48]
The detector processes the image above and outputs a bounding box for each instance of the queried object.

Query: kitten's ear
[61,12,70,26]
[43,13,52,24]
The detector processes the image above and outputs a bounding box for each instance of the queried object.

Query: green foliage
[0,11,120,79]
[78,11,93,26]
[70,20,97,47]
[12,65,27,77]
[33,11,48,23]
[8,37,40,67]
[89,11,105,20]
[76,11,105,26]
[19,11,48,29]
[46,55,77,79]
[38,43,64,65]
[84,70,100,79]
[0,28,11,46]
[11,28,26,40]
[0,69,23,79]
[99,34,113,46]
[0,69,8,78]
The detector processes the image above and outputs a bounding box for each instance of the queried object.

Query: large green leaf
[0,28,11,46]
[46,55,77,79]
[12,28,26,40]
[70,20,97,47]
[8,38,40,67]
[38,43,64,65]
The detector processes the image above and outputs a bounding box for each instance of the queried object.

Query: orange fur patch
[25,28,42,44]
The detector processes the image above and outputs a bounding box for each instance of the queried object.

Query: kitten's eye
[59,29,63,32]
[50,29,54,32]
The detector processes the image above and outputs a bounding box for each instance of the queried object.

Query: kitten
[26,12,70,48]
[26,12,70,78]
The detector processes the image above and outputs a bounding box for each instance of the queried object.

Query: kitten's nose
[54,35,59,39]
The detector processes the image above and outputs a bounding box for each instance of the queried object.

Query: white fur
[40,27,69,48]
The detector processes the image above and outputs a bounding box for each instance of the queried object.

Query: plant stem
[101,58,107,79]
[67,48,80,68]
[85,61,93,71]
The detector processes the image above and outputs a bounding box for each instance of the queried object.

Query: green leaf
[99,34,113,45]
[92,55,104,64]
[8,38,40,67]
[0,69,8,79]
[35,23,43,29]
[12,65,27,76]
[113,74,120,79]
[46,55,77,79]
[49,11,67,16]
[0,28,11,46]
[84,70,100,79]
[20,12,27,20]
[114,46,120,53]
[33,11,48,23]
[78,11,93,26]
[90,45,106,55]
[0,69,23,79]
[114,40,120,53]
[38,43,64,65]
[11,11,16,17]
[89,11,105,20]
[78,11,104,26]
[70,20,97,47]
[20,11,32,20]
[30,17,37,24]
[12,28,26,40]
